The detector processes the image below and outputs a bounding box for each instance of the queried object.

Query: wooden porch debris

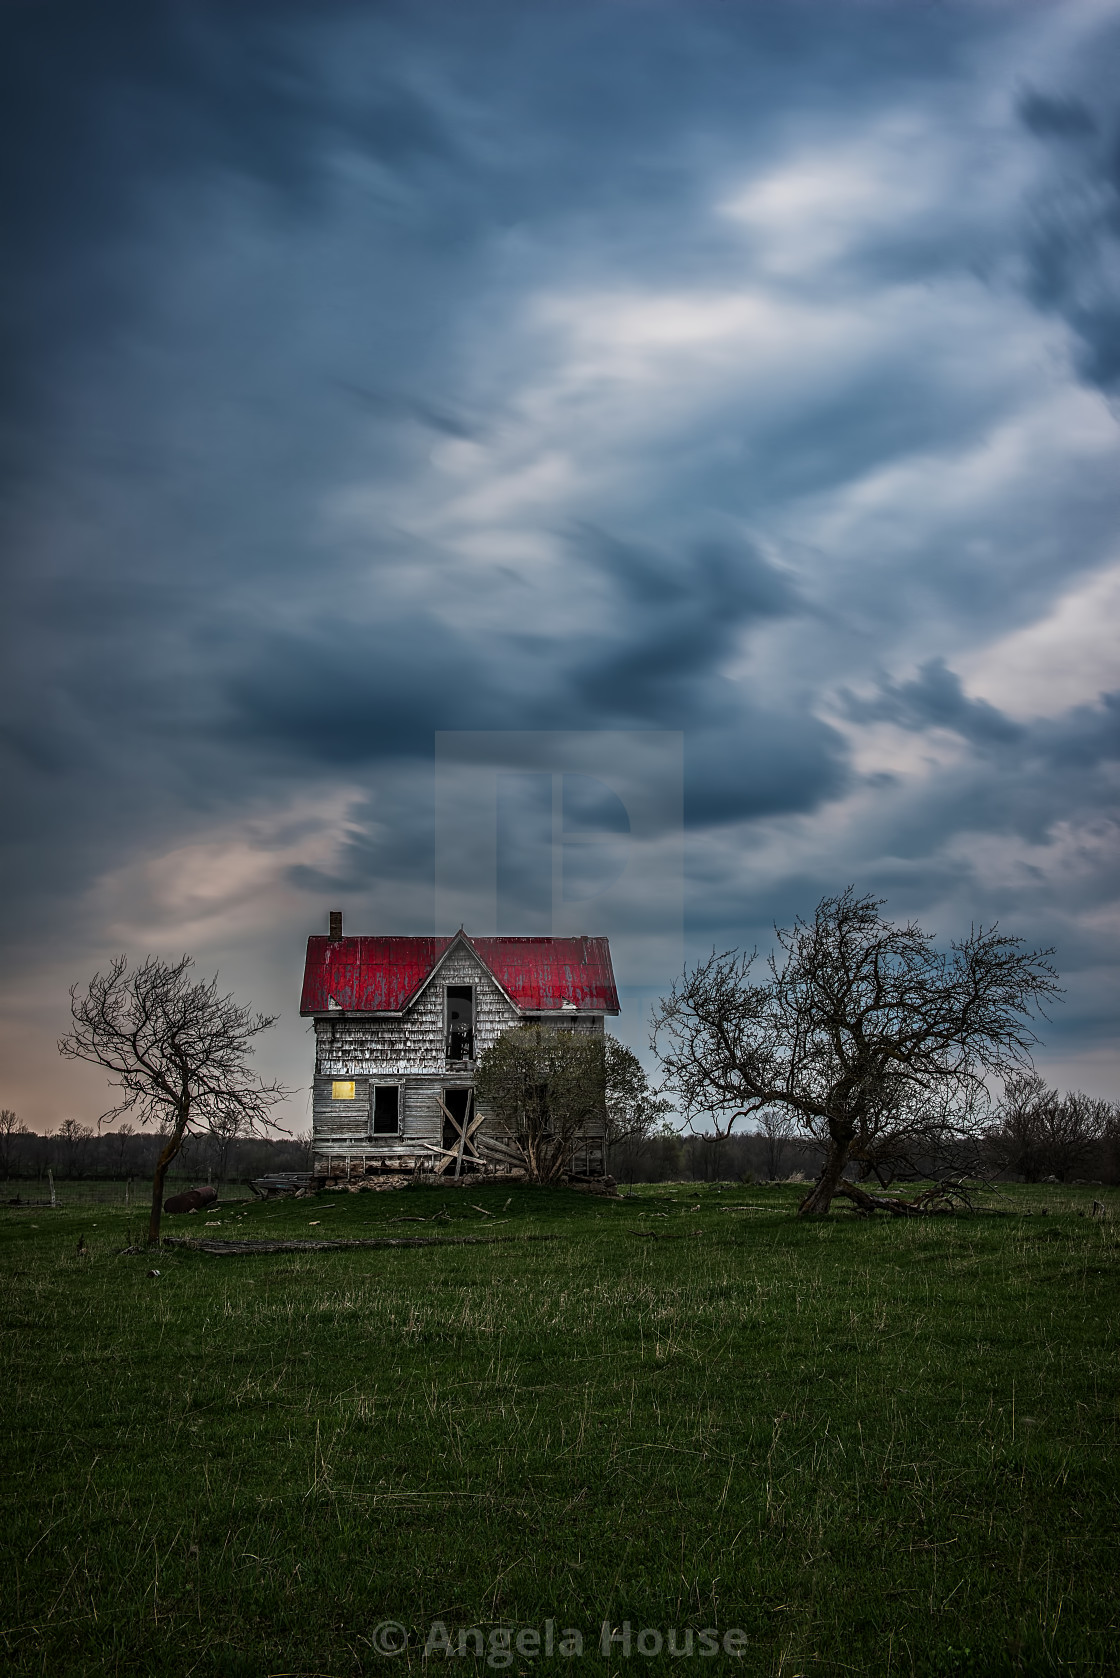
[433,1092,486,1177]
[249,1173,318,1199]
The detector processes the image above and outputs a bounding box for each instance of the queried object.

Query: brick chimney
[329,910,343,941]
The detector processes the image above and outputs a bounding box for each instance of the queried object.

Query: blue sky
[2,0,1118,1128]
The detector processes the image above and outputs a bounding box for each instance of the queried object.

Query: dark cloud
[851,689,1120,863]
[684,713,848,827]
[1014,43,1120,396]
[1035,693,1120,772]
[226,533,802,754]
[1,0,1119,1116]
[842,659,1023,748]
[1017,88,1099,141]
[223,528,846,828]
[226,615,504,764]
[568,533,798,717]
[839,668,1120,857]
[847,664,1120,777]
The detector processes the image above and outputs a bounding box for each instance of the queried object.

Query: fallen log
[836,1180,981,1216]
[628,1230,703,1240]
[149,1234,559,1255]
[837,1184,923,1216]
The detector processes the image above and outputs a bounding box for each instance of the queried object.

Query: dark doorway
[372,1085,400,1136]
[442,1087,471,1152]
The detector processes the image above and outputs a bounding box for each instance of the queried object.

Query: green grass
[3,1177,252,1207]
[2,1181,1118,1677]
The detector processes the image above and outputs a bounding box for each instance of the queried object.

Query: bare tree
[988,1074,1113,1182]
[684,1133,731,1182]
[59,955,289,1244]
[475,1026,661,1182]
[205,1106,251,1184]
[1042,1090,1112,1181]
[988,1072,1054,1182]
[111,1123,136,1179]
[56,1117,93,1178]
[0,1109,28,1181]
[651,889,1059,1217]
[756,1108,797,1181]
[1101,1102,1120,1186]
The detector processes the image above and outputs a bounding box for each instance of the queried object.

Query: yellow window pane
[331,1080,356,1100]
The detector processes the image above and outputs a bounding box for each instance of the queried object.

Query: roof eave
[528,1007,620,1016]
[304,1009,406,1019]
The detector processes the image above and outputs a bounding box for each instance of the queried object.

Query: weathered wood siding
[313,945,519,1160]
[313,1076,373,1142]
[311,942,609,1168]
[315,946,518,1071]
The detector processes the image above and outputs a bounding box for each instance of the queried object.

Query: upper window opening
[445,985,475,1061]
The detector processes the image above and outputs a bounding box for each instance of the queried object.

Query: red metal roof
[299,932,619,1016]
[472,937,619,1014]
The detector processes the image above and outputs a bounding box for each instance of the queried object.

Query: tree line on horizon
[3,1077,1117,1189]
[611,1083,1120,1188]
[0,1112,309,1187]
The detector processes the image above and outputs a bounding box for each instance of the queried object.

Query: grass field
[2,1180,1118,1678]
[4,1177,255,1208]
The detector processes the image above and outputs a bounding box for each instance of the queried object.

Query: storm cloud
[1,0,1118,1121]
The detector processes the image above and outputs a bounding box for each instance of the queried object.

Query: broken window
[372,1085,400,1136]
[332,1080,356,1100]
[445,985,475,1061]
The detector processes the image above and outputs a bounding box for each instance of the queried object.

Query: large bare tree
[59,955,289,1244]
[651,889,1059,1217]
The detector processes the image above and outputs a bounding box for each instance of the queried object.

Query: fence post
[47,1169,56,1209]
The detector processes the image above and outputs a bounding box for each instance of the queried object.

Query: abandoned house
[300,914,620,1179]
